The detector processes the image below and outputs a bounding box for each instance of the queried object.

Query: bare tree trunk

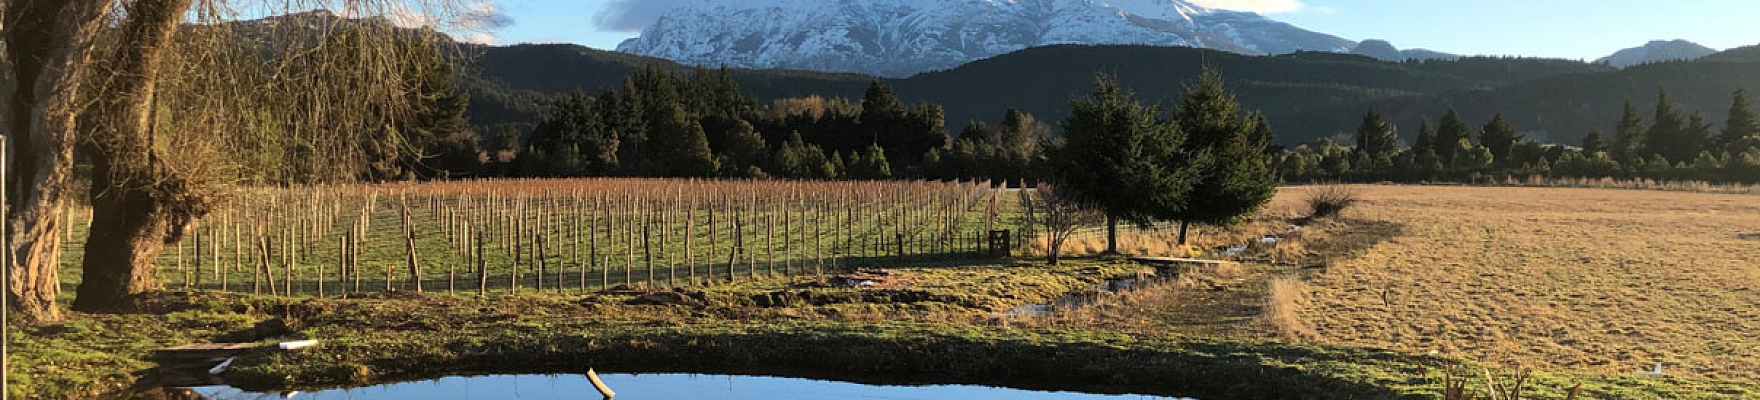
[74,0,204,313]
[2,0,114,322]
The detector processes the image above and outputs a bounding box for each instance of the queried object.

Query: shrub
[1305,184,1360,219]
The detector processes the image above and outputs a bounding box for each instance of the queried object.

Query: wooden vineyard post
[536,232,547,292]
[600,255,609,291]
[176,239,185,290]
[332,235,344,298]
[725,224,739,284]
[228,219,239,292]
[623,201,634,288]
[260,234,277,296]
[476,232,488,297]
[745,198,757,279]
[193,229,203,289]
[401,198,423,293]
[642,204,654,288]
[685,200,696,285]
[814,200,824,280]
[351,223,362,294]
[766,204,776,277]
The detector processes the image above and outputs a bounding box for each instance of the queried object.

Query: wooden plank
[1128,257,1238,266]
[156,343,264,360]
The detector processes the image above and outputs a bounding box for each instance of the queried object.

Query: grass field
[1294,185,1760,381]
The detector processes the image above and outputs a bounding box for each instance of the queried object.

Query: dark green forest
[433,36,1760,184]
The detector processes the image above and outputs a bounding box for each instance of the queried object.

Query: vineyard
[58,179,1028,297]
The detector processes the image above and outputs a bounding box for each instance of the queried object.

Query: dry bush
[1305,184,1360,219]
[1264,277,1315,341]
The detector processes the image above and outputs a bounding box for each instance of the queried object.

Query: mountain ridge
[614,0,1354,77]
[1596,39,1718,67]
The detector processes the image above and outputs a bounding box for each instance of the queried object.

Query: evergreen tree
[1169,69,1277,245]
[1612,100,1646,165]
[1047,74,1206,253]
[719,121,768,176]
[1436,107,1471,167]
[1643,88,1689,162]
[527,93,620,175]
[848,144,893,179]
[1720,89,1758,153]
[1245,111,1278,156]
[1353,108,1401,162]
[644,102,718,177]
[1479,113,1522,167]
[1581,129,1607,155]
[1413,118,1437,157]
[1682,112,1712,162]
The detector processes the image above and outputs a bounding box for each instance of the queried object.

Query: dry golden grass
[1264,276,1315,342]
[1018,190,1311,258]
[1295,185,1760,380]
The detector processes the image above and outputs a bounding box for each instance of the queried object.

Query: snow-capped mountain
[1595,40,1718,68]
[615,0,1355,77]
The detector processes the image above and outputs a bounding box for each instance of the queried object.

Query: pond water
[184,373,1191,400]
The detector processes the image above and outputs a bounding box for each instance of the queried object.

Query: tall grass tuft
[1304,184,1360,219]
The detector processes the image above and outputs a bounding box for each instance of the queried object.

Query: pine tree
[1682,112,1712,162]
[849,144,892,179]
[644,102,719,177]
[1479,113,1522,167]
[720,121,768,176]
[1721,89,1758,153]
[1643,88,1688,162]
[1413,118,1437,157]
[1245,111,1278,156]
[1436,107,1471,167]
[1169,68,1276,245]
[1612,100,1646,165]
[1581,129,1607,155]
[1354,108,1401,162]
[1047,74,1206,253]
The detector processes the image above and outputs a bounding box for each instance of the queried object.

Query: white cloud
[1186,0,1307,14]
[594,0,693,32]
[367,1,511,44]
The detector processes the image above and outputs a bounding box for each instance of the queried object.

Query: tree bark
[73,0,204,313]
[3,0,116,322]
[1178,221,1191,246]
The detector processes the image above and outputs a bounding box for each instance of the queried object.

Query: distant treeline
[1285,88,1760,184]
[437,66,1041,182]
[416,64,1760,185]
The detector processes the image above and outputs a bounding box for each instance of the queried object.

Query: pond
[184,373,1193,400]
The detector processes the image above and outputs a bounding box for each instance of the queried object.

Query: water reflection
[187,373,1190,400]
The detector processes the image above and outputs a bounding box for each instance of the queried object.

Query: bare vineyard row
[64,179,1027,297]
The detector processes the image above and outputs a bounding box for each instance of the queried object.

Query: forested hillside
[462,41,1755,147]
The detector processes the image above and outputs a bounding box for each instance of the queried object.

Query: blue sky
[482,0,1759,61]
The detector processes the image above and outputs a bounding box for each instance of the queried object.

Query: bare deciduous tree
[1034,185,1100,266]
[5,0,475,316]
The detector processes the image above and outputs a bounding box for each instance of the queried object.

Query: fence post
[476,232,488,297]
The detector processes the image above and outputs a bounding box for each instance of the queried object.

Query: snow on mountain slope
[615,0,1355,77]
